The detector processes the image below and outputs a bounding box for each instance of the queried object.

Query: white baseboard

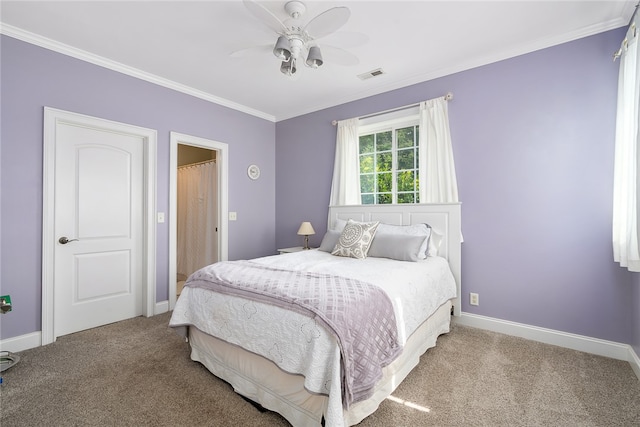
[0,331,41,353]
[456,312,639,379]
[155,300,169,315]
[629,344,640,380]
[0,303,171,354]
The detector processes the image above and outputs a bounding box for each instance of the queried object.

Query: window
[358,113,420,205]
[330,96,457,208]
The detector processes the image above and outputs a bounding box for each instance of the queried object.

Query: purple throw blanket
[186,260,403,407]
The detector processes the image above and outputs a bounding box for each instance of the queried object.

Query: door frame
[169,132,228,310]
[42,107,157,345]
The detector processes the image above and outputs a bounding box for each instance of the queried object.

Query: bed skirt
[187,300,452,426]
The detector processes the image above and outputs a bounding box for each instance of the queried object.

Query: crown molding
[0,23,276,123]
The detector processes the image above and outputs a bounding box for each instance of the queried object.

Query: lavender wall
[276,28,635,344]
[0,36,276,340]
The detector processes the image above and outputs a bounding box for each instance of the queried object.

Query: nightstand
[277,246,315,254]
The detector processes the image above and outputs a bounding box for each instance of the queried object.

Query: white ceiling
[0,1,635,121]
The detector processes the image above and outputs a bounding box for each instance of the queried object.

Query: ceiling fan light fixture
[273,36,291,61]
[241,0,360,77]
[280,58,297,76]
[306,46,323,68]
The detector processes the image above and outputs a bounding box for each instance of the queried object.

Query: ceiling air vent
[357,68,386,81]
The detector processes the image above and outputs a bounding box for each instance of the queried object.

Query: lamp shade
[273,36,291,61]
[297,222,315,236]
[306,46,323,68]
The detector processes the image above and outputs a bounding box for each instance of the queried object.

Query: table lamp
[297,222,315,250]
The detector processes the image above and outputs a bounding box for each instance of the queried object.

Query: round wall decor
[247,164,260,180]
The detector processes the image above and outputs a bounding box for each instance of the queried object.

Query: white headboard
[328,203,462,316]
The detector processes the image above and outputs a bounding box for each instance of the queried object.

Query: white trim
[0,24,275,123]
[169,132,229,310]
[629,346,640,380]
[155,300,169,315]
[0,332,41,353]
[144,134,158,318]
[358,109,419,133]
[42,107,157,345]
[455,312,634,363]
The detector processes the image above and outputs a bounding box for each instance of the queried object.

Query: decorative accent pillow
[331,219,380,259]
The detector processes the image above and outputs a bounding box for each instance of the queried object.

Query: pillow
[332,218,347,232]
[426,227,443,257]
[373,223,431,259]
[331,219,380,259]
[318,229,341,252]
[368,233,429,262]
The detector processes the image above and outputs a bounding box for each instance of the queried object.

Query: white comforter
[169,250,456,425]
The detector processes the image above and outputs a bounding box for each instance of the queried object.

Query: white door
[43,108,157,342]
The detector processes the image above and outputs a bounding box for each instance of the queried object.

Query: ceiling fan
[239,0,361,76]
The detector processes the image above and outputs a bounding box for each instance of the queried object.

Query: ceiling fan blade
[322,32,369,49]
[230,44,272,59]
[320,45,359,66]
[242,0,286,34]
[304,6,350,40]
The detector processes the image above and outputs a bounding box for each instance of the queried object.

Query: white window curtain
[419,96,459,203]
[613,13,640,271]
[329,118,361,206]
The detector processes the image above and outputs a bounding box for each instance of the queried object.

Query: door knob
[58,237,79,244]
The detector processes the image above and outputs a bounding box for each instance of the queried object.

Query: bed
[169,203,462,426]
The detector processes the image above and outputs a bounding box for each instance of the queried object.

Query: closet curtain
[613,13,640,271]
[177,161,218,277]
[329,118,361,206]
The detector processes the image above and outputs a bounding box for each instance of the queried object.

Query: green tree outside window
[359,124,419,204]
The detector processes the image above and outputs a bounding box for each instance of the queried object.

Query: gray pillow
[373,223,431,259]
[368,233,430,262]
[318,229,341,252]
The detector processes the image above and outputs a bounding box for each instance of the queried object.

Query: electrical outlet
[469,292,479,306]
[0,295,12,314]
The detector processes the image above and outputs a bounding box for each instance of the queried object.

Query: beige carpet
[1,312,638,426]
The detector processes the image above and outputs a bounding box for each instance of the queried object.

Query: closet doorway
[177,146,217,296]
[169,132,229,310]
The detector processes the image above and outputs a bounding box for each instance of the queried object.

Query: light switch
[229,212,237,221]
[157,212,165,223]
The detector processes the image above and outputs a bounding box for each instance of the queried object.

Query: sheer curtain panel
[613,12,640,271]
[419,96,459,203]
[329,118,361,206]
